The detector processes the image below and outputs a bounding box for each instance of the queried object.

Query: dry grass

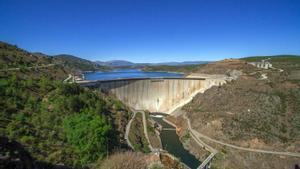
[93,151,148,169]
[181,61,300,168]
[192,59,256,74]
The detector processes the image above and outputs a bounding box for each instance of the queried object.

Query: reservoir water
[84,69,184,80]
[151,115,201,169]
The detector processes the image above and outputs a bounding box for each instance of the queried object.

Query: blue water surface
[84,69,184,81]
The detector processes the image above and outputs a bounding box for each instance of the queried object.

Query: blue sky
[0,0,300,62]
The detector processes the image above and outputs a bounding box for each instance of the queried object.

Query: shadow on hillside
[0,136,72,169]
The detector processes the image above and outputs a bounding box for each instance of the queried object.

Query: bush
[63,113,112,165]
[1,76,131,167]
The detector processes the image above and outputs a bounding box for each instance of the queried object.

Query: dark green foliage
[0,41,131,167]
[182,132,191,142]
[0,75,130,167]
[113,100,125,111]
[63,113,111,165]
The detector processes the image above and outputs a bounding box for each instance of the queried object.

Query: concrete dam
[80,77,227,114]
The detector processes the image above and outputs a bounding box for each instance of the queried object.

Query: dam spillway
[80,77,226,114]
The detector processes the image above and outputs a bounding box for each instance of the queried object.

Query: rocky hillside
[182,57,300,169]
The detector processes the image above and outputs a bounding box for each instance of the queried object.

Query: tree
[39,76,52,93]
[63,112,112,166]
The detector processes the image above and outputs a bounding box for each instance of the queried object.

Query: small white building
[248,59,272,69]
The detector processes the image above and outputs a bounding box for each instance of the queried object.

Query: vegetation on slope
[190,59,257,74]
[0,64,70,81]
[184,57,300,144]
[53,54,111,72]
[128,113,150,153]
[142,64,204,74]
[242,55,300,78]
[0,41,167,169]
[0,41,110,75]
[185,76,300,144]
[146,112,162,149]
[241,55,300,63]
[0,75,132,168]
[144,56,300,76]
[0,42,52,69]
[182,58,300,168]
[0,42,70,80]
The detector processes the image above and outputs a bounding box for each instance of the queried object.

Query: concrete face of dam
[81,78,227,114]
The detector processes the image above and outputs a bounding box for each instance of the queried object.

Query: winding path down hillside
[125,111,137,150]
[141,111,154,151]
[0,64,56,71]
[125,110,154,151]
[183,114,300,158]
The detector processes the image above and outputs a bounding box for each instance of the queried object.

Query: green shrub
[63,113,112,165]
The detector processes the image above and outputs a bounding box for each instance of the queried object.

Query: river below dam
[151,114,201,169]
[84,68,184,80]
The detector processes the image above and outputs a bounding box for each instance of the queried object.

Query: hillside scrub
[241,55,300,63]
[128,113,151,153]
[181,58,300,169]
[143,64,202,74]
[0,75,131,168]
[146,116,162,149]
[63,113,112,165]
[0,42,51,69]
[242,55,300,74]
[0,42,70,81]
[52,54,111,72]
[184,66,300,148]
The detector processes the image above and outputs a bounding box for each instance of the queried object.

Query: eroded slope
[182,58,300,169]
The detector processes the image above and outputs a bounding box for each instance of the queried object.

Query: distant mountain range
[29,52,209,70]
[1,41,208,72]
[95,60,209,67]
[95,60,135,67]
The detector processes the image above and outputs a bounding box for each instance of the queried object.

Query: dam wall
[81,78,227,114]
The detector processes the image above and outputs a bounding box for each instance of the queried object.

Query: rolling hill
[95,60,209,68]
[0,42,52,69]
[53,54,111,72]
[0,42,69,80]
